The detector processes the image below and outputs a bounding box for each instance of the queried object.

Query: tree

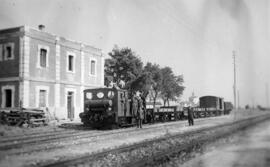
[105,46,143,91]
[160,67,185,106]
[130,71,152,97]
[105,46,185,107]
[143,63,163,109]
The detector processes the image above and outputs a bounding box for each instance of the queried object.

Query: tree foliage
[105,46,185,106]
[105,46,143,91]
[160,67,185,106]
[143,63,163,108]
[130,72,152,97]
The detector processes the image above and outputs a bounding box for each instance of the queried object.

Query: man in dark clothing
[131,94,138,118]
[187,106,194,126]
[140,94,146,123]
[137,96,143,128]
[132,92,143,128]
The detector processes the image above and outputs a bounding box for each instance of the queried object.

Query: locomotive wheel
[110,124,119,129]
[99,123,119,130]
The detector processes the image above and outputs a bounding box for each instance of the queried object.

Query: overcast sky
[0,0,269,107]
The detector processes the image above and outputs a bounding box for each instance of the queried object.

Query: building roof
[0,25,103,56]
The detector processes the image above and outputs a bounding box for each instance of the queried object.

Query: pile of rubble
[0,108,49,127]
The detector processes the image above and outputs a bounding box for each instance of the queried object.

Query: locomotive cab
[79,87,132,128]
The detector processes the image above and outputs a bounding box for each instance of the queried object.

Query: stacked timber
[0,108,49,127]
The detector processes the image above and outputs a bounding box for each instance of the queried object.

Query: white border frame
[35,85,49,107]
[66,51,76,73]
[1,85,15,108]
[89,57,97,77]
[4,42,15,60]
[37,45,50,68]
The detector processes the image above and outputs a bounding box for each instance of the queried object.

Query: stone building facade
[0,26,104,120]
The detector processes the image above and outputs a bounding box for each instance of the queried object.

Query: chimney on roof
[38,24,45,31]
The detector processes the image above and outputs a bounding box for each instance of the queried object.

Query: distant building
[0,26,104,120]
[188,92,199,107]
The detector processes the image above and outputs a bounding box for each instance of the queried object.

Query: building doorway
[2,86,15,108]
[39,90,47,107]
[5,89,12,107]
[67,91,74,120]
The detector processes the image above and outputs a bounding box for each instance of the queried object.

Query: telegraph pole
[266,83,269,108]
[237,90,240,109]
[233,51,237,109]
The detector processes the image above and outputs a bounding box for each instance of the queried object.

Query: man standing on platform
[187,106,194,126]
[136,92,143,128]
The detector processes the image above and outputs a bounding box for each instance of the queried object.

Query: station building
[0,26,104,120]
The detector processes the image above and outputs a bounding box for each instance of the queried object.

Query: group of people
[131,91,145,128]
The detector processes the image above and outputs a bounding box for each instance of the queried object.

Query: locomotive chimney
[38,24,45,31]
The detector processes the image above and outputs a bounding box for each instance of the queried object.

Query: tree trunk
[153,99,156,111]
[163,98,166,106]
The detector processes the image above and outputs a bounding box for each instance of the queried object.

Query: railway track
[37,114,270,167]
[0,128,69,138]
[0,123,96,143]
[0,116,225,152]
[0,129,79,143]
[0,115,224,142]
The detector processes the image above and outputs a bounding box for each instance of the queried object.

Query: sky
[0,0,269,107]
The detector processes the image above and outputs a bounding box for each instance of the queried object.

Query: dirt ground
[0,109,269,167]
[180,117,270,167]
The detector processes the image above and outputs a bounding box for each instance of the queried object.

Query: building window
[1,85,15,108]
[6,46,12,58]
[68,55,74,71]
[67,52,75,72]
[3,43,14,60]
[90,59,96,76]
[39,90,47,107]
[40,48,47,67]
[37,45,49,68]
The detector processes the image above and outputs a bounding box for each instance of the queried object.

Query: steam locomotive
[79,88,233,128]
[79,87,133,128]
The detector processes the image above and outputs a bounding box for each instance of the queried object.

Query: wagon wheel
[193,113,196,119]
[162,114,169,122]
[111,124,119,129]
